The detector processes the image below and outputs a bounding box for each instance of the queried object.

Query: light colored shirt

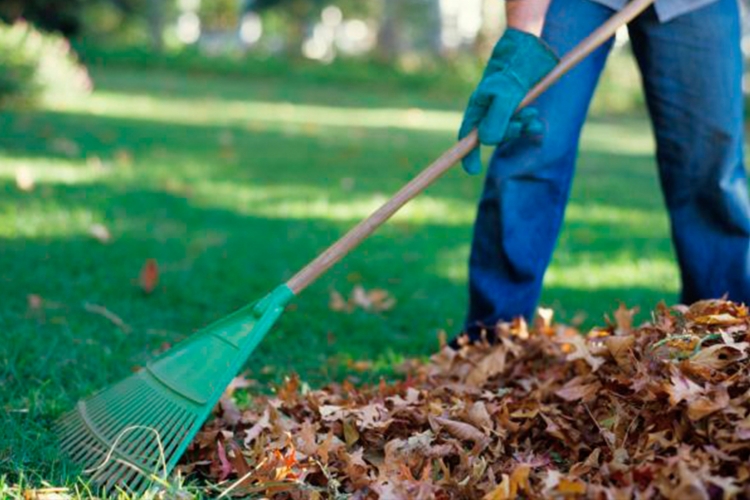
[590,0,718,21]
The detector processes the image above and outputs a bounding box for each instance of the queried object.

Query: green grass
[0,66,677,489]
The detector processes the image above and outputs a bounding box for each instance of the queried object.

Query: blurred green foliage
[74,41,477,99]
[0,0,649,115]
[0,21,91,109]
[0,0,87,35]
[73,40,647,117]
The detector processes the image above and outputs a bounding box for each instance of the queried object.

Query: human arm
[506,0,552,36]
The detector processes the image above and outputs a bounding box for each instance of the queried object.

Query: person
[455,0,750,344]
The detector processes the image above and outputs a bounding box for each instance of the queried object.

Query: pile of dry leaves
[182,300,750,499]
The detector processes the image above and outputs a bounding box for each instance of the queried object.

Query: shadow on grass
[0,105,666,214]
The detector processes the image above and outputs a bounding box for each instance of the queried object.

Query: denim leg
[629,0,750,304]
[466,0,616,330]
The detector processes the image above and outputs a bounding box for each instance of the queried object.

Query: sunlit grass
[0,66,684,488]
[435,244,678,292]
[0,156,106,185]
[47,91,461,133]
[579,119,656,155]
[188,181,475,225]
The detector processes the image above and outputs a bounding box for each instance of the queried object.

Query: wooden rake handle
[286,0,655,295]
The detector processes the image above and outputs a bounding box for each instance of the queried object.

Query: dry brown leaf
[614,303,638,334]
[351,285,396,312]
[27,294,43,309]
[483,475,511,500]
[485,464,532,500]
[296,420,318,456]
[604,335,635,369]
[689,343,748,371]
[429,415,488,448]
[666,372,705,406]
[686,385,730,421]
[554,376,601,402]
[219,396,242,426]
[329,289,348,312]
[343,419,360,447]
[557,477,587,495]
[243,409,270,446]
[225,375,255,397]
[559,333,606,372]
[139,259,159,294]
[23,489,71,500]
[465,401,493,431]
[692,313,745,326]
[465,346,507,387]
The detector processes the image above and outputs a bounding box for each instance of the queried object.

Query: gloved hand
[459,28,559,175]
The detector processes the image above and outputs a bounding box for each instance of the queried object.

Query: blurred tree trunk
[286,0,314,56]
[145,0,165,53]
[376,0,400,62]
[428,0,443,56]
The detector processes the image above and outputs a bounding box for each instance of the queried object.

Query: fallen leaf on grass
[351,285,395,312]
[329,285,396,313]
[88,224,111,244]
[114,148,133,167]
[15,166,35,192]
[225,375,256,396]
[139,259,159,294]
[50,137,80,157]
[23,488,71,500]
[83,303,132,333]
[346,359,373,372]
[27,294,43,313]
[328,290,348,312]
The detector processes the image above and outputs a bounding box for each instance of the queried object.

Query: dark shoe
[448,324,499,349]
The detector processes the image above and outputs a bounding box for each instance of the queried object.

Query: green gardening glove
[459,28,559,175]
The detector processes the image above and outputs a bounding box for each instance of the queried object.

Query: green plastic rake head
[57,285,293,494]
[57,1,654,492]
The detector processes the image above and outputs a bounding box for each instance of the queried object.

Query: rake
[58,0,655,494]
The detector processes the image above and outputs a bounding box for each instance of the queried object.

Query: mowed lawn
[0,67,677,484]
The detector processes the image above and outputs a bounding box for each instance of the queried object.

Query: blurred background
[4,0,750,482]
[2,0,750,114]
[8,0,749,112]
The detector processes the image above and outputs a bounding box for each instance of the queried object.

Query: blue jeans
[466,0,750,331]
